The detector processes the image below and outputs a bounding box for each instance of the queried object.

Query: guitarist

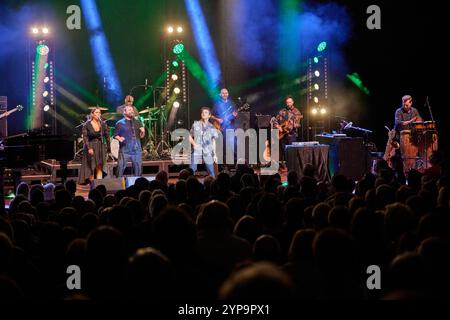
[276,96,303,166]
[211,88,237,130]
[211,88,237,168]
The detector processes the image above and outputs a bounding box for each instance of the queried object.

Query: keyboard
[291,141,320,147]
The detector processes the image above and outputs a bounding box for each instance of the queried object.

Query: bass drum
[110,139,120,160]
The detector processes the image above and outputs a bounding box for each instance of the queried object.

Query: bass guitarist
[275,96,303,166]
[211,88,237,131]
[211,88,237,168]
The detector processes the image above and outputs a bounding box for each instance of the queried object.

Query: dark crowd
[1,151,450,300]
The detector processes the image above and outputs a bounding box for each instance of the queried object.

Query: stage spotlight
[314,84,320,90]
[43,91,49,97]
[172,60,179,68]
[42,27,49,34]
[173,43,185,55]
[174,87,181,94]
[173,101,180,108]
[44,63,49,69]
[314,70,320,77]
[311,108,318,115]
[313,57,319,63]
[31,27,39,34]
[43,105,50,112]
[37,44,50,56]
[171,74,178,81]
[177,26,183,33]
[167,26,174,33]
[314,97,319,103]
[320,108,327,115]
[44,76,50,83]
[317,41,327,52]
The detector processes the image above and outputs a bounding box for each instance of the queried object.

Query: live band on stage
[0,90,439,185]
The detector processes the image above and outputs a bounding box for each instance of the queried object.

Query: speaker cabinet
[316,136,367,180]
[91,178,126,194]
[256,114,272,128]
[125,176,156,187]
[235,112,250,130]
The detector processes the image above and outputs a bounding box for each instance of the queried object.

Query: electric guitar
[0,105,23,119]
[211,103,250,131]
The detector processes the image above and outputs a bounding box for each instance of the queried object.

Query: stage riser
[36,160,204,182]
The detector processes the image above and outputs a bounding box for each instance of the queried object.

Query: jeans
[190,152,216,177]
[117,150,142,177]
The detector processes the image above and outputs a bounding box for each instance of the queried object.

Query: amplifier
[235,112,250,130]
[316,135,367,180]
[255,114,272,128]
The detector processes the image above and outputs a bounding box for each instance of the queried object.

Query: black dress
[78,120,110,184]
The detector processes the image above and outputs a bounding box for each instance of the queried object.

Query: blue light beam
[184,0,222,90]
[81,0,123,106]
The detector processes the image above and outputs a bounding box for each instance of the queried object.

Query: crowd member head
[127,247,174,299]
[16,182,29,199]
[219,262,294,300]
[197,200,234,235]
[64,180,77,197]
[43,183,55,202]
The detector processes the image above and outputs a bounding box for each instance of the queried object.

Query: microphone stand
[423,96,438,169]
[129,84,153,97]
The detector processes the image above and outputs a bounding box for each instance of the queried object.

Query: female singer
[78,107,110,184]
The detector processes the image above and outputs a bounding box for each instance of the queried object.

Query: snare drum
[412,122,425,130]
[110,139,120,159]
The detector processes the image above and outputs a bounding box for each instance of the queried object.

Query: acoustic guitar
[270,117,291,140]
[383,126,399,167]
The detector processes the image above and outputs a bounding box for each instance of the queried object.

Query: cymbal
[88,106,108,111]
[102,112,122,120]
[139,107,158,114]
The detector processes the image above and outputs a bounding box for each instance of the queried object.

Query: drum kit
[73,105,172,161]
[411,120,438,170]
[400,120,438,172]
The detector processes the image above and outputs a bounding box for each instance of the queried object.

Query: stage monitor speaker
[0,96,7,138]
[235,112,250,130]
[126,176,156,187]
[91,178,126,194]
[316,136,367,180]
